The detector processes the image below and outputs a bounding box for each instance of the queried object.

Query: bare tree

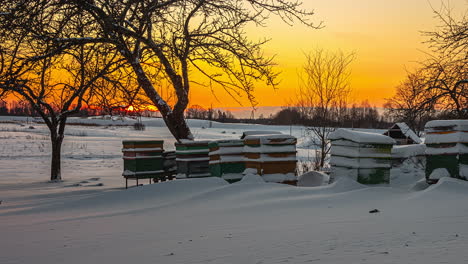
[387,4,467,125]
[385,70,437,135]
[423,56,467,118]
[0,8,121,181]
[297,49,354,170]
[1,0,320,141]
[423,3,468,118]
[424,3,467,59]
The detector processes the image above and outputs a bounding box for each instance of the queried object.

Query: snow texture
[392,144,426,158]
[238,174,265,183]
[243,134,297,145]
[2,116,468,264]
[331,145,392,158]
[242,168,259,175]
[425,132,468,145]
[297,171,330,187]
[262,173,297,182]
[429,168,451,180]
[329,128,396,144]
[425,119,468,131]
[241,130,282,138]
[461,164,468,178]
[209,146,244,155]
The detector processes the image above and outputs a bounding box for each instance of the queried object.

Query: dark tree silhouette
[0,9,121,180]
[1,0,320,141]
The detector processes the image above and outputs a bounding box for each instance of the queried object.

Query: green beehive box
[425,120,468,182]
[122,140,165,180]
[209,139,245,182]
[357,168,391,185]
[123,157,164,172]
[176,141,210,178]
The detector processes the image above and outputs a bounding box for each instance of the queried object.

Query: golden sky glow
[190,0,468,108]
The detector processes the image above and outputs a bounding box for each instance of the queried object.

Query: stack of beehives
[208,139,245,183]
[329,128,396,184]
[175,140,211,179]
[243,134,297,184]
[425,120,468,183]
[122,140,165,188]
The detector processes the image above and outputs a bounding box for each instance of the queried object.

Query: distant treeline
[0,100,158,118]
[0,100,395,129]
[1,100,459,130]
[256,104,391,129]
[184,102,392,129]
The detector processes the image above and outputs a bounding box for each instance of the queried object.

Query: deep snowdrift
[1,117,468,264]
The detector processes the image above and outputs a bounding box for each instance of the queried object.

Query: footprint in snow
[84,183,104,187]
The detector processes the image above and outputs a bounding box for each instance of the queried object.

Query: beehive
[425,120,468,183]
[209,139,245,183]
[122,140,165,187]
[175,140,210,178]
[243,134,297,184]
[329,129,396,184]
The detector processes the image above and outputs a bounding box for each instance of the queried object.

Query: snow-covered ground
[1,116,468,264]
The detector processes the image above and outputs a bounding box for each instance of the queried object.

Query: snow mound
[423,177,468,194]
[329,128,396,144]
[297,171,329,187]
[2,177,229,216]
[429,168,450,180]
[390,159,425,188]
[411,179,430,191]
[238,174,265,184]
[327,176,366,193]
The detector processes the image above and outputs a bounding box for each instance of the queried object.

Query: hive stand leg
[136,177,139,187]
[125,178,128,189]
[149,178,151,184]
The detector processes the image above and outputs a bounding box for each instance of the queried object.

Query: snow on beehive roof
[243,133,296,145]
[425,119,468,130]
[392,144,426,158]
[178,139,211,144]
[241,130,282,139]
[329,128,396,144]
[393,122,422,144]
[243,133,295,140]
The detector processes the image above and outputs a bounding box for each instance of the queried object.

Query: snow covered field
[1,116,468,264]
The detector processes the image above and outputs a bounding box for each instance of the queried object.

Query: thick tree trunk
[128,57,193,141]
[162,111,193,141]
[50,133,63,181]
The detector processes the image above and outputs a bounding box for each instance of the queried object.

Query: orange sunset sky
[190,0,468,109]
